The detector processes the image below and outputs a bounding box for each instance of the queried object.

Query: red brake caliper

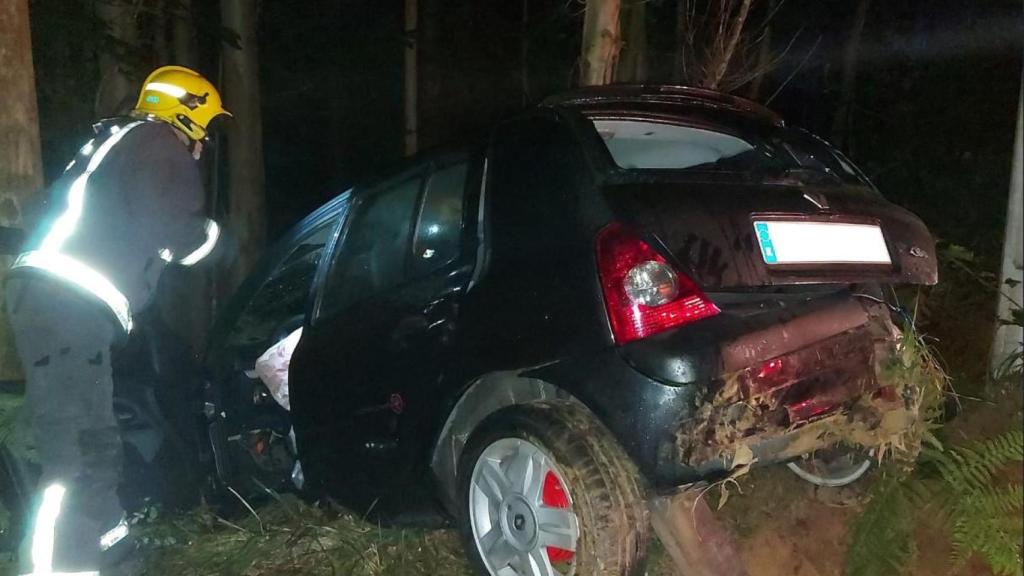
[541,471,575,563]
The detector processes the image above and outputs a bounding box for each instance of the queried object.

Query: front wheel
[457,402,649,576]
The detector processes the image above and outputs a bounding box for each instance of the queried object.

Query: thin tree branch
[706,0,754,89]
[766,33,821,104]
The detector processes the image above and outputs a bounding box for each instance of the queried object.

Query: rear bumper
[531,292,907,489]
[684,304,907,479]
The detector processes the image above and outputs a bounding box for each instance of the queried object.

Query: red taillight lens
[596,223,719,344]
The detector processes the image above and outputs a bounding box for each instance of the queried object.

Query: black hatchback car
[199,85,937,576]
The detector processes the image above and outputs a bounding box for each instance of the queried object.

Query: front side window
[411,162,468,274]
[322,175,422,314]
[227,221,338,348]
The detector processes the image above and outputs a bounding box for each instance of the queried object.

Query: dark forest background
[27,0,1022,255]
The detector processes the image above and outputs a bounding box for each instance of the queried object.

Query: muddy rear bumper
[674,295,911,484]
[536,291,910,489]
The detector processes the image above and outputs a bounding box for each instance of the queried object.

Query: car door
[290,157,475,511]
[204,200,348,483]
[371,158,475,499]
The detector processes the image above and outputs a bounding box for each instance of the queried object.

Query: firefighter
[5,66,230,575]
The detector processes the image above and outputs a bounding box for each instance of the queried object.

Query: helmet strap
[176,113,197,135]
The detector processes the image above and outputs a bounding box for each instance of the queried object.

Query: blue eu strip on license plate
[754,222,778,264]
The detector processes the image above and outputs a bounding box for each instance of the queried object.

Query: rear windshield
[590,118,870,186]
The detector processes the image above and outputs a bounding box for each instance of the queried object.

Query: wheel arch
[430,371,584,512]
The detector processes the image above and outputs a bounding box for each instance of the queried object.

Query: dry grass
[138,494,472,576]
[136,493,688,576]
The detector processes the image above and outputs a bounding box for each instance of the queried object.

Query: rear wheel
[458,402,649,576]
[787,445,872,487]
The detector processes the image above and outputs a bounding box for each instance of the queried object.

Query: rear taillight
[596,223,719,344]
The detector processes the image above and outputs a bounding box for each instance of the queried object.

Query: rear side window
[321,175,422,314]
[411,162,468,274]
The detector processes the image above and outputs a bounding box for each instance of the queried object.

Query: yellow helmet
[132,66,231,141]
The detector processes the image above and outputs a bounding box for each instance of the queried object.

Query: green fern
[949,487,1023,575]
[844,469,917,576]
[923,429,1024,492]
[929,430,1024,575]
[845,430,1024,576]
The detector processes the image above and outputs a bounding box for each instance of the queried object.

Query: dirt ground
[1,367,1019,576]
[123,382,1020,576]
[686,383,1023,576]
[1,381,1019,576]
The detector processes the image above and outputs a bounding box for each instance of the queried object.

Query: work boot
[99,525,139,576]
[17,484,132,576]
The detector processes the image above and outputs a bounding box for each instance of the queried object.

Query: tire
[786,444,872,487]
[457,402,649,576]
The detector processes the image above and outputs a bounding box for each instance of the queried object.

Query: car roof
[541,84,784,128]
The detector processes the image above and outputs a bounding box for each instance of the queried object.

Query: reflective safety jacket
[11,119,219,334]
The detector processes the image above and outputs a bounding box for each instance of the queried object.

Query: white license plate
[753,221,891,265]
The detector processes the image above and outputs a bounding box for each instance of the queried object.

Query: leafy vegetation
[872,319,950,466]
[929,431,1024,574]
[844,429,1024,576]
[846,241,1023,576]
[994,292,1024,384]
[910,243,1014,389]
[845,471,918,576]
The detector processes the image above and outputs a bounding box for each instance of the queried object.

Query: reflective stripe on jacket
[11,119,218,333]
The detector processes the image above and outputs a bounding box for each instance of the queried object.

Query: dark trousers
[6,278,126,573]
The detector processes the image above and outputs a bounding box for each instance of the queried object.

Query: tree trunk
[0,0,44,378]
[616,0,647,83]
[831,0,869,149]
[746,3,773,100]
[220,0,265,290]
[991,86,1023,376]
[160,0,209,350]
[172,0,197,68]
[673,0,689,84]
[417,0,442,150]
[95,0,138,117]
[521,0,530,105]
[404,0,418,156]
[580,0,621,86]
[703,0,754,90]
[153,0,169,64]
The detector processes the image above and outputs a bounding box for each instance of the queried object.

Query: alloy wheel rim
[469,438,580,576]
